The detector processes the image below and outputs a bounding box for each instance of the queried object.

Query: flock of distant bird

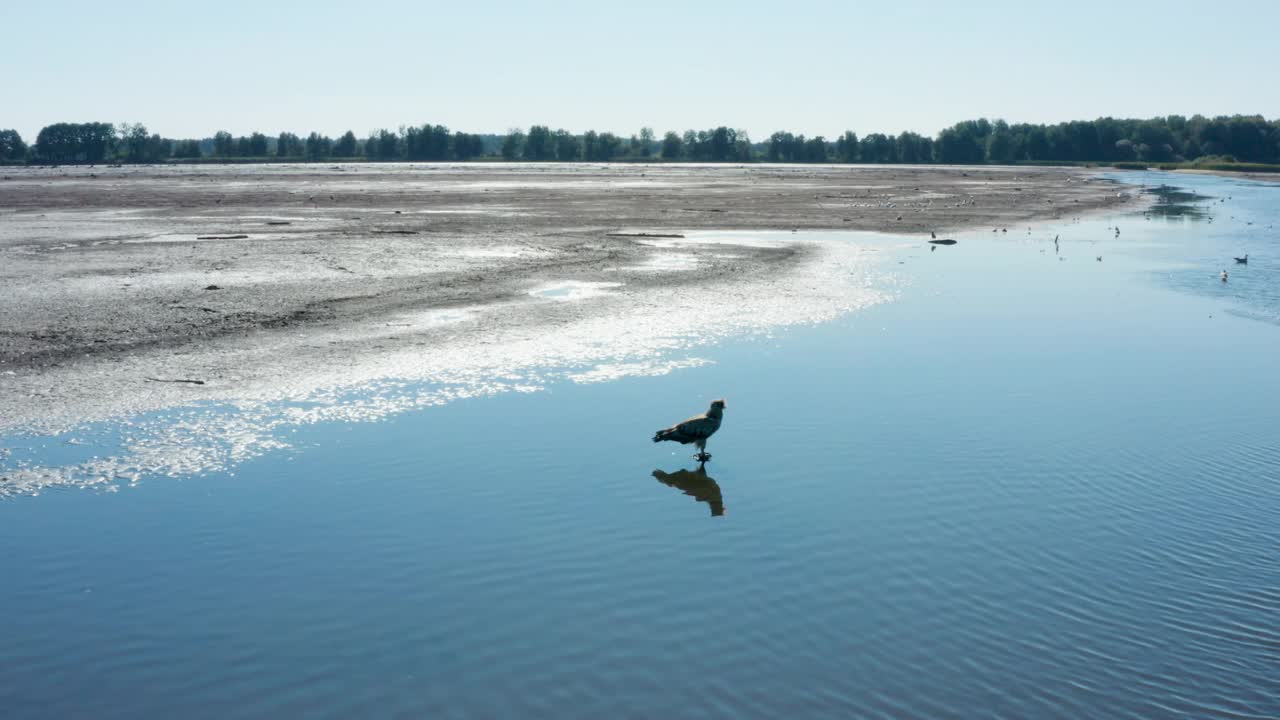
[925,214,1253,284]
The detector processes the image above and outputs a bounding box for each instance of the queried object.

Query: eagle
[653,399,726,463]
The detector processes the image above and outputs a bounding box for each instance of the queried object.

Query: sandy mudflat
[0,162,1135,434]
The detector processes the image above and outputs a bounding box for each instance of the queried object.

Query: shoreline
[1168,167,1280,183]
[0,164,1137,438]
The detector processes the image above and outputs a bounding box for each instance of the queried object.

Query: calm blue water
[3,172,1279,719]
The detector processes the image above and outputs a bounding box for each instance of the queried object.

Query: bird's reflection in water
[652,466,724,517]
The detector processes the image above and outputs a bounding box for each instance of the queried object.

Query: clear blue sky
[4,0,1276,141]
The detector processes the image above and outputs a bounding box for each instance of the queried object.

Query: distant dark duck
[654,399,725,463]
[1234,254,1248,264]
[928,239,957,245]
[931,231,937,239]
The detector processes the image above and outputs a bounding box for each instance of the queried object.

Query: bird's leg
[694,440,711,463]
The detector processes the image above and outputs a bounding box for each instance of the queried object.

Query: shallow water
[2,172,1279,719]
[1118,171,1280,325]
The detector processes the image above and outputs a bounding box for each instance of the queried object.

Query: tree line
[3,115,1278,166]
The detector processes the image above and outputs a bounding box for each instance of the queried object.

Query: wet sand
[0,163,1134,433]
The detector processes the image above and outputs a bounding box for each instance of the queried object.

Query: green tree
[173,139,202,159]
[525,125,554,160]
[406,124,451,160]
[661,131,683,160]
[768,131,793,161]
[501,129,524,160]
[276,132,303,157]
[804,136,828,162]
[553,129,579,161]
[985,120,1015,163]
[599,132,623,160]
[117,123,170,163]
[681,130,698,159]
[213,130,234,157]
[835,131,858,163]
[582,131,623,161]
[708,127,735,161]
[333,131,358,157]
[1022,126,1049,160]
[860,133,895,163]
[894,132,927,163]
[0,129,28,161]
[934,122,985,163]
[453,132,485,160]
[367,129,400,160]
[638,127,655,157]
[305,132,333,160]
[248,132,269,157]
[35,122,116,163]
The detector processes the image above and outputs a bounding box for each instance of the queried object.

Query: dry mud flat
[0,163,1135,438]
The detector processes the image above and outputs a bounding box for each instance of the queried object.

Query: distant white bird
[653,399,726,463]
[1221,270,1229,282]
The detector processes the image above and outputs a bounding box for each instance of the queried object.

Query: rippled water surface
[3,172,1279,719]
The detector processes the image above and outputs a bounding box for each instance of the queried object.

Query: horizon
[8,110,1280,145]
[4,0,1278,142]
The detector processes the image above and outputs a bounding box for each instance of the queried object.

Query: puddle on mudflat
[620,254,701,272]
[528,281,625,300]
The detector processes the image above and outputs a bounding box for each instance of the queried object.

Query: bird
[1221,270,1229,282]
[1234,254,1248,264]
[1096,256,1103,262]
[931,231,936,239]
[653,399,726,463]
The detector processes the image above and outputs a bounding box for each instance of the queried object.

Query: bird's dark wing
[674,415,718,438]
[654,412,714,443]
